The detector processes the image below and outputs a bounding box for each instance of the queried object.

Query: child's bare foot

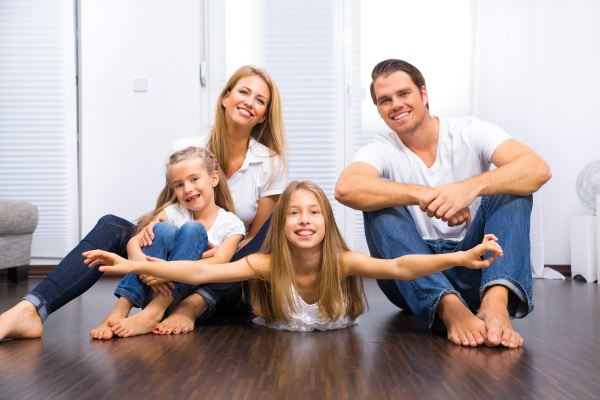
[108,308,164,338]
[90,297,133,340]
[438,294,487,347]
[153,294,208,335]
[477,286,523,348]
[0,300,43,340]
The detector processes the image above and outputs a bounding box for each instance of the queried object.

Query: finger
[167,281,175,289]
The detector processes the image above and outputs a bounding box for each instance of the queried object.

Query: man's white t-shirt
[172,135,287,234]
[164,203,245,246]
[353,116,511,241]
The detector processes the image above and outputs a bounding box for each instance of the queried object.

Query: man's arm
[334,162,430,211]
[420,139,552,223]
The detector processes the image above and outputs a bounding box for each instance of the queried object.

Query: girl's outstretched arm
[82,250,269,284]
[342,234,503,280]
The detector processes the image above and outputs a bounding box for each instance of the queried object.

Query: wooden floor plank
[0,276,599,399]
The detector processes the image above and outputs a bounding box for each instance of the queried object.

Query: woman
[0,65,287,340]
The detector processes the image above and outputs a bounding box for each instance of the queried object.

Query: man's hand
[419,182,477,227]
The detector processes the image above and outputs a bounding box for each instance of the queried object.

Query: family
[0,59,551,348]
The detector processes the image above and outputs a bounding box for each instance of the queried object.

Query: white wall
[79,0,206,235]
[474,0,600,265]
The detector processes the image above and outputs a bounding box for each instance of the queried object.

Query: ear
[258,113,267,124]
[211,169,220,188]
[421,85,429,107]
[221,91,230,108]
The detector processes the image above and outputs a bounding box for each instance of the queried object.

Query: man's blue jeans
[363,194,534,332]
[114,221,208,312]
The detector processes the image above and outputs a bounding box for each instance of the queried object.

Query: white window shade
[0,0,79,260]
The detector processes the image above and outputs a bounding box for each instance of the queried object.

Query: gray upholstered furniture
[0,199,39,282]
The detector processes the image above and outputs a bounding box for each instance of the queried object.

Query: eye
[191,177,199,182]
[239,89,248,95]
[257,98,266,105]
[310,210,320,215]
[290,210,299,215]
[378,99,389,105]
[174,183,183,189]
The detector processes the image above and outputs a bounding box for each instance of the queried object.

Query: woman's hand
[83,250,136,274]
[462,234,503,269]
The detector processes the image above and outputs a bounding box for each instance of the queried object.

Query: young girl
[84,181,503,332]
[90,146,245,339]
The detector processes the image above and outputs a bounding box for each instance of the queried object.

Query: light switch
[133,78,148,92]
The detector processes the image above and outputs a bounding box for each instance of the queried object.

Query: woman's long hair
[136,146,234,231]
[207,65,287,183]
[249,181,367,322]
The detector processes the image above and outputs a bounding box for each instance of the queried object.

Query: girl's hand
[139,274,175,297]
[201,242,218,259]
[463,234,503,269]
[82,250,136,274]
[140,218,166,247]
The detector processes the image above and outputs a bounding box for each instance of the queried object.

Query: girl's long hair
[136,146,235,231]
[249,181,367,323]
[207,65,287,183]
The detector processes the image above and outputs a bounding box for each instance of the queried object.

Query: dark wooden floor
[0,276,599,400]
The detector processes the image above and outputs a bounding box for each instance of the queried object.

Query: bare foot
[437,294,487,347]
[0,300,43,340]
[154,294,208,335]
[108,307,164,338]
[90,297,133,340]
[477,286,523,348]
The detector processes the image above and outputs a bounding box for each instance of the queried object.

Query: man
[335,59,551,348]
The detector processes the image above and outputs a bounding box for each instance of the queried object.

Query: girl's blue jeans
[363,194,534,332]
[113,221,208,313]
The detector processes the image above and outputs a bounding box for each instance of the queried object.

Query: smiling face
[373,70,429,137]
[221,75,270,130]
[168,159,219,216]
[284,189,326,252]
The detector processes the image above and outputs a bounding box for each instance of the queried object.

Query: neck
[225,125,252,157]
[290,246,322,276]
[191,202,220,227]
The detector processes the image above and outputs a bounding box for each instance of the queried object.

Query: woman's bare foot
[154,294,208,335]
[90,297,133,340]
[477,286,523,348]
[108,307,164,338]
[0,300,43,340]
[437,294,487,347]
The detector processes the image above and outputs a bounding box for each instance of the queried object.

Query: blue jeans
[363,195,533,332]
[24,215,136,322]
[114,221,208,311]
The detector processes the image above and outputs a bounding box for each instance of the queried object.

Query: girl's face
[221,75,270,129]
[284,189,326,251]
[168,160,219,215]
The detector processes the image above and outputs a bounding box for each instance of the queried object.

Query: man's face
[373,70,429,137]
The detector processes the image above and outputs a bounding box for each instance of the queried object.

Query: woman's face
[222,75,270,130]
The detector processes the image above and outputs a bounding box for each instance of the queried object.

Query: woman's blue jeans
[114,221,208,313]
[363,194,534,332]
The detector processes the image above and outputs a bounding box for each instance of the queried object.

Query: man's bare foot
[437,294,487,347]
[108,308,164,338]
[90,297,133,340]
[154,294,208,335]
[477,286,523,348]
[0,300,43,340]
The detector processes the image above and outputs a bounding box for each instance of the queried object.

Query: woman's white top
[164,204,245,246]
[172,135,287,233]
[252,285,358,332]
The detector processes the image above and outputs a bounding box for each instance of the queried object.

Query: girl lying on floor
[84,180,503,332]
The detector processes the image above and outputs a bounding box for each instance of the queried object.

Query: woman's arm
[342,234,503,280]
[83,250,269,285]
[239,194,278,248]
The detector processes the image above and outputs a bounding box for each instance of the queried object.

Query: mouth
[237,107,254,117]
[391,111,410,121]
[186,193,201,203]
[295,229,316,238]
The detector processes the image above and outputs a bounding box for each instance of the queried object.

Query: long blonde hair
[137,147,235,231]
[207,65,287,182]
[249,181,367,323]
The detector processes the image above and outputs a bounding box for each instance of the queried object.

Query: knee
[179,221,208,239]
[97,214,130,227]
[153,221,179,236]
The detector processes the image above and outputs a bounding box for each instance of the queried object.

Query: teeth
[393,111,410,120]
[297,230,313,236]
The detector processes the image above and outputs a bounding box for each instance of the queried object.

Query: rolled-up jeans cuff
[195,287,218,308]
[429,289,465,332]
[481,278,531,318]
[114,287,145,309]
[22,293,49,323]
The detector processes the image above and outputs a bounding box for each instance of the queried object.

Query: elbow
[534,161,552,190]
[334,179,353,206]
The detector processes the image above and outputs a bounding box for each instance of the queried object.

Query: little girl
[84,180,502,332]
[90,146,245,339]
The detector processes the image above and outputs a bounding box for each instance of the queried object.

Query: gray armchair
[0,199,39,282]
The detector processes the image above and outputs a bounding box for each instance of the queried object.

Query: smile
[392,111,410,121]
[186,194,201,202]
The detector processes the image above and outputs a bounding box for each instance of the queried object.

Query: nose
[391,96,403,110]
[299,212,309,224]
[183,182,193,192]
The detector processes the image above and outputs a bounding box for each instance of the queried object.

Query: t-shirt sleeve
[259,154,287,198]
[220,211,247,240]
[463,118,512,162]
[352,139,393,176]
